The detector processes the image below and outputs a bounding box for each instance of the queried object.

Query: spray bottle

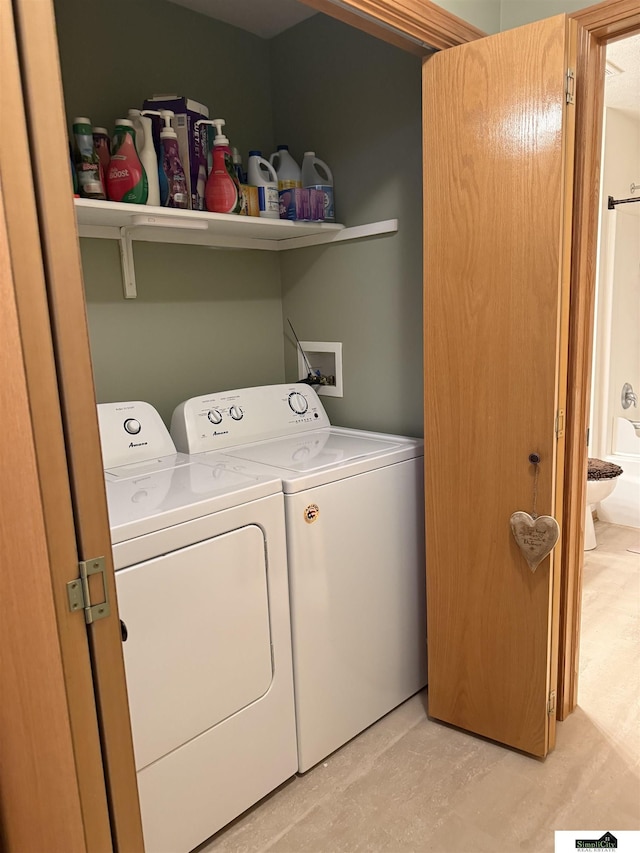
[197,119,242,215]
[128,109,161,206]
[159,110,188,209]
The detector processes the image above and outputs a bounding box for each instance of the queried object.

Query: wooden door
[423,15,576,757]
[0,0,114,848]
[8,0,145,848]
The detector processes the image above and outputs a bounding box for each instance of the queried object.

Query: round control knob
[288,392,308,415]
[207,409,223,425]
[229,405,243,421]
[123,418,141,435]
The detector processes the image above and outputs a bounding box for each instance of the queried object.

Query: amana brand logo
[129,441,148,448]
[576,832,618,849]
[212,430,229,437]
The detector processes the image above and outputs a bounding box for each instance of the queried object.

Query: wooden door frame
[558,0,640,719]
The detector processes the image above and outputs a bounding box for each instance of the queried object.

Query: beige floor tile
[198,522,640,853]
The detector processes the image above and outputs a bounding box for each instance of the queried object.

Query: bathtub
[598,417,640,529]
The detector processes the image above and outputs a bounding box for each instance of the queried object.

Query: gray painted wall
[55,0,275,158]
[81,241,284,424]
[499,0,588,30]
[434,1,501,34]
[272,16,423,436]
[55,0,283,424]
[55,2,423,436]
[434,0,587,34]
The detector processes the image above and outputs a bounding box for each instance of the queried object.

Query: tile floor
[199,522,640,853]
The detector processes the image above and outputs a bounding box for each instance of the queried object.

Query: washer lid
[105,454,282,543]
[225,427,423,492]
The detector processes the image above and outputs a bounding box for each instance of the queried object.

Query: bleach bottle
[269,145,301,190]
[302,152,335,222]
[106,119,148,204]
[247,151,279,219]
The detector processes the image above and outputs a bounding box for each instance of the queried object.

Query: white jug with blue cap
[247,151,279,219]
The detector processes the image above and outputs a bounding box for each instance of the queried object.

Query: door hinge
[67,556,111,624]
[548,689,557,715]
[566,68,575,104]
[555,409,565,439]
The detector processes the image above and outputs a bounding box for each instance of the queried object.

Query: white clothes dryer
[171,384,427,773]
[97,401,297,853]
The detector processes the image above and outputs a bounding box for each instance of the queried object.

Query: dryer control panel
[171,384,331,454]
[98,401,177,469]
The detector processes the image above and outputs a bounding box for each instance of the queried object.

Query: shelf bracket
[119,226,137,298]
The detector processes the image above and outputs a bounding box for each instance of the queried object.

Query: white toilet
[584,458,623,550]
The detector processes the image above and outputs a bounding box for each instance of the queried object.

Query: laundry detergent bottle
[201,119,242,215]
[106,119,148,204]
[247,151,279,219]
[72,117,105,200]
[129,109,161,206]
[302,152,335,222]
[159,110,189,208]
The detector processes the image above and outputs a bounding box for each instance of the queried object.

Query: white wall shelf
[74,199,398,297]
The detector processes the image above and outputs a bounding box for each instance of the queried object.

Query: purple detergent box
[142,95,209,210]
[279,188,324,221]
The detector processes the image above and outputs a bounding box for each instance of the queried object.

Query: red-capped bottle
[204,119,242,215]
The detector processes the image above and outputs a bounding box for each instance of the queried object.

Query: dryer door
[116,524,273,771]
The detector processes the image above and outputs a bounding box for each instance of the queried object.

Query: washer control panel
[288,391,308,414]
[171,383,330,454]
[98,401,177,469]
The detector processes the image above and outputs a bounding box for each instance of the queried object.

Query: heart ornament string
[510,453,560,572]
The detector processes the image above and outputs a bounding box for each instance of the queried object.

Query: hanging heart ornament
[510,512,560,572]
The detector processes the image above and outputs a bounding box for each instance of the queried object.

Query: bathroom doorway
[589,32,640,530]
[576,30,640,744]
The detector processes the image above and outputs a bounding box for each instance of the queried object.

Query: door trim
[559,0,640,718]
[299,0,486,52]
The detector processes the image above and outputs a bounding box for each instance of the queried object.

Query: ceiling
[605,34,640,120]
[166,0,317,39]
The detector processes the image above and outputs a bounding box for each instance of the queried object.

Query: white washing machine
[97,401,297,853]
[171,384,427,773]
